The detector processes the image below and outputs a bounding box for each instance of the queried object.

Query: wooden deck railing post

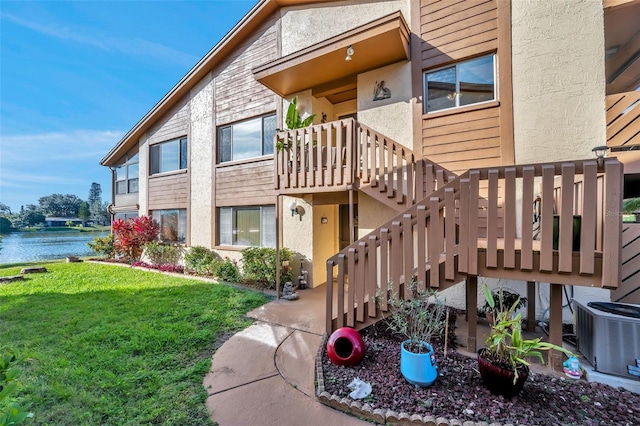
[466,275,478,353]
[549,283,564,371]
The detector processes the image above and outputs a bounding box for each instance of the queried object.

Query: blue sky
[0,0,256,213]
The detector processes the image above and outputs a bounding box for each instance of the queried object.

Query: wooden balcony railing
[326,158,623,333]
[274,119,454,210]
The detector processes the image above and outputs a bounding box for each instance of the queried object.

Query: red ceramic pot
[327,327,365,366]
[477,348,529,398]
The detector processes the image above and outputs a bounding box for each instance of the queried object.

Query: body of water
[0,231,109,264]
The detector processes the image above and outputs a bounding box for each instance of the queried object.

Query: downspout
[108,166,116,229]
[275,194,281,299]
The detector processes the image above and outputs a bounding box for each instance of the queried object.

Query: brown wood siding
[215,160,275,206]
[148,172,189,210]
[147,96,189,144]
[419,0,512,174]
[215,14,278,126]
[420,0,497,69]
[422,105,501,175]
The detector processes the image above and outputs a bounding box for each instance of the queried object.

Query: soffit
[605,0,640,94]
[253,11,410,99]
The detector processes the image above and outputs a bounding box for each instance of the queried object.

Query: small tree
[112,216,158,263]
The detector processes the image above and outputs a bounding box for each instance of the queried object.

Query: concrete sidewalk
[203,285,366,426]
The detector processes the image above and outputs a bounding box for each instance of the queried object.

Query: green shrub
[214,257,242,283]
[0,347,33,425]
[87,234,115,258]
[184,246,218,275]
[143,241,182,266]
[241,247,294,289]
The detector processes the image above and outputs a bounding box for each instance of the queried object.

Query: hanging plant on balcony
[276,96,316,152]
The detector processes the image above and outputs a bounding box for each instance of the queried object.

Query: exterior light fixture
[288,201,304,221]
[345,45,354,61]
[592,145,608,165]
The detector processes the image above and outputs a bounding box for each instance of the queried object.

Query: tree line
[0,183,110,232]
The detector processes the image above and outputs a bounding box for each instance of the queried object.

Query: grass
[0,261,269,425]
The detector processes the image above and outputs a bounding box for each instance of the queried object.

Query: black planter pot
[477,349,529,399]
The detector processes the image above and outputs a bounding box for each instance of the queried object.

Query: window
[424,54,495,113]
[218,114,277,163]
[152,209,187,243]
[115,151,139,195]
[151,137,187,175]
[218,206,275,247]
[114,211,138,221]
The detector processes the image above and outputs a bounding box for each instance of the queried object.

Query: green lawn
[0,262,269,425]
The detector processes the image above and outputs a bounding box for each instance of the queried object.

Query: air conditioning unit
[574,300,640,378]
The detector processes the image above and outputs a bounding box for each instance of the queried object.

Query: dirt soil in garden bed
[321,319,639,425]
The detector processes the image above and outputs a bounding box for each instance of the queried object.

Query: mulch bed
[320,320,639,425]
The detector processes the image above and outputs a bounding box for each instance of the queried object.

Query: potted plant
[385,279,446,387]
[477,284,574,398]
[275,96,316,152]
[478,286,527,324]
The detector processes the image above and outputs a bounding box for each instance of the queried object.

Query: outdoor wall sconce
[345,45,354,61]
[289,201,305,221]
[592,145,608,165]
[320,216,328,224]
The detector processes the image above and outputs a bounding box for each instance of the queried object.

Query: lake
[0,231,110,264]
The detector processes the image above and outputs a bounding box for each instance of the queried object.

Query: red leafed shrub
[112,216,159,263]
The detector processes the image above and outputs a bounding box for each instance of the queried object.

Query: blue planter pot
[400,340,438,387]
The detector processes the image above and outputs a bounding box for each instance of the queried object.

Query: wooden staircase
[325,159,624,333]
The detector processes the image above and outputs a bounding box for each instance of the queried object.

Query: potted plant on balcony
[275,96,316,152]
[385,279,446,387]
[477,284,574,398]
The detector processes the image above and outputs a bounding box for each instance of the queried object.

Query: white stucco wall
[357,62,413,149]
[282,196,315,286]
[357,192,398,238]
[189,74,214,247]
[280,0,410,56]
[511,0,606,164]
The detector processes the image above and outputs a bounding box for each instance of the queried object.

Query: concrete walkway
[203,285,367,426]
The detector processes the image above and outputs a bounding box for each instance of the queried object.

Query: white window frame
[150,137,188,175]
[152,209,187,243]
[218,205,275,247]
[218,114,277,163]
[423,54,496,114]
[115,151,139,195]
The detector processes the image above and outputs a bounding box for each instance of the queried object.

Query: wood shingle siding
[148,173,189,210]
[214,15,278,126]
[215,160,275,206]
[147,97,189,144]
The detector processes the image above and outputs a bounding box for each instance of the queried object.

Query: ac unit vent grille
[574,300,640,377]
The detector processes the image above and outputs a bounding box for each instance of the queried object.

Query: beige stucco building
[101,0,639,348]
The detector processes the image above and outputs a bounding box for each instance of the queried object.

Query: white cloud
[2,13,198,67]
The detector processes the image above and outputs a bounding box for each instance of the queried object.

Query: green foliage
[623,198,640,214]
[0,218,11,234]
[0,261,268,425]
[240,247,293,289]
[38,194,83,217]
[214,257,242,283]
[143,241,183,266]
[384,279,446,353]
[479,286,527,320]
[276,96,316,152]
[0,347,34,426]
[87,234,115,258]
[482,283,574,383]
[184,246,218,275]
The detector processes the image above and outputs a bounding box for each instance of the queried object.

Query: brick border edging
[314,333,520,426]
